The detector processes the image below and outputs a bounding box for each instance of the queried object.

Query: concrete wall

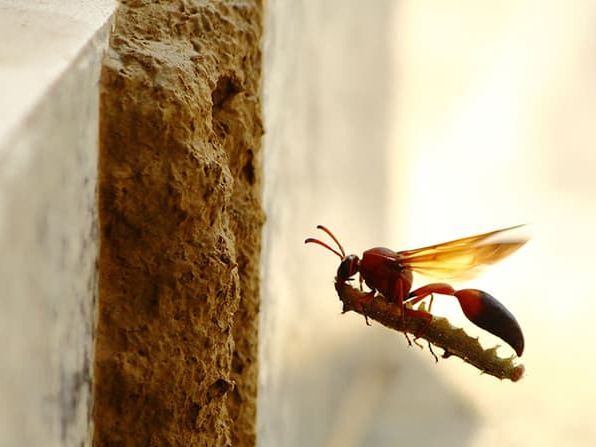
[259,2,483,446]
[0,1,115,446]
[259,1,408,446]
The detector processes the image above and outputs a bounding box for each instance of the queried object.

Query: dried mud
[94,1,263,446]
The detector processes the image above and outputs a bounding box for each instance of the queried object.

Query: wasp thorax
[337,255,360,280]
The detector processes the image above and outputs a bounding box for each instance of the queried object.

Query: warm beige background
[390,1,596,446]
[261,1,596,446]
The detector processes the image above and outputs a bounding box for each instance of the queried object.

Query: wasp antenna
[305,238,344,259]
[315,225,346,257]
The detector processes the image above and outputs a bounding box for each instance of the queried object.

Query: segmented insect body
[305,225,526,356]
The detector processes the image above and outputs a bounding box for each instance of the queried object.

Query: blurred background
[260,1,596,446]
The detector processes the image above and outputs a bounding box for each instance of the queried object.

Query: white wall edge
[0,2,116,446]
[0,0,116,145]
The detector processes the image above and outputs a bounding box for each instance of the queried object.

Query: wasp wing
[397,225,528,280]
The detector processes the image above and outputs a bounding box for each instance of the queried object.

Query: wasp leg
[427,342,438,362]
[407,283,456,305]
[407,283,455,341]
[409,293,439,362]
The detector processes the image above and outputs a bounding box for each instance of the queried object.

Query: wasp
[305,225,527,356]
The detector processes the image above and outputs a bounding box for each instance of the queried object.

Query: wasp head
[305,225,360,282]
[337,254,360,281]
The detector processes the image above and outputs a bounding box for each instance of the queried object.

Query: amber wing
[397,225,528,280]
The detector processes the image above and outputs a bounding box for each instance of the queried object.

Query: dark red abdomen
[455,289,525,356]
[360,247,413,303]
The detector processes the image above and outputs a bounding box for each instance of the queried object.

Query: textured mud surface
[94,1,263,445]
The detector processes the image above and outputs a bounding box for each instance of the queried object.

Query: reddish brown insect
[305,225,527,356]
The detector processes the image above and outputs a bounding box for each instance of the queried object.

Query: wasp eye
[337,255,359,280]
